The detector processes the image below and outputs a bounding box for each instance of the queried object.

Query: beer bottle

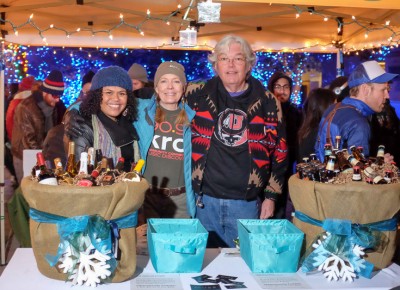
[36,152,58,185]
[352,166,362,181]
[336,150,352,172]
[123,159,145,182]
[347,154,365,170]
[373,175,388,184]
[323,143,332,164]
[325,155,336,182]
[384,170,393,183]
[334,135,341,150]
[376,145,385,166]
[350,145,368,164]
[66,141,78,177]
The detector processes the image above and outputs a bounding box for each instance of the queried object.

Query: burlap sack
[289,175,400,269]
[21,177,148,282]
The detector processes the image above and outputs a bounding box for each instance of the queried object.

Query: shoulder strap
[318,102,356,146]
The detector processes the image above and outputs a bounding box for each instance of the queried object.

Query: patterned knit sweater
[186,76,288,200]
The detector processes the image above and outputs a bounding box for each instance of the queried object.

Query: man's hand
[260,198,275,219]
[63,109,85,139]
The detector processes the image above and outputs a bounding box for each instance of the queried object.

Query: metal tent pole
[0,41,6,265]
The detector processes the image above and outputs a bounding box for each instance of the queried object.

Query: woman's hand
[64,109,85,139]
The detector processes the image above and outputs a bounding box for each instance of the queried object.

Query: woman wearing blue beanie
[64,66,139,172]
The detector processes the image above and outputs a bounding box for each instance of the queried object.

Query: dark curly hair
[79,88,137,121]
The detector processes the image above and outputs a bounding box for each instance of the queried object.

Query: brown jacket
[11,91,58,159]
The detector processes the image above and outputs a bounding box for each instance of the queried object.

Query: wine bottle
[53,158,73,184]
[36,152,58,185]
[94,149,103,168]
[114,157,125,175]
[100,169,116,186]
[31,161,40,178]
[76,169,100,187]
[66,141,78,177]
[78,152,89,175]
[87,147,95,174]
[123,159,145,182]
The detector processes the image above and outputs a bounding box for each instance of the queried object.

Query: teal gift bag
[147,218,208,273]
[237,219,304,273]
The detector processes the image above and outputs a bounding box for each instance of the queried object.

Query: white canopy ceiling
[0,0,399,52]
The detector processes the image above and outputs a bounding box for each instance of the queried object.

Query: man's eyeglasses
[217,57,246,65]
[273,84,290,91]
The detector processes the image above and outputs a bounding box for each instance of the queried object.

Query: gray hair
[208,35,257,70]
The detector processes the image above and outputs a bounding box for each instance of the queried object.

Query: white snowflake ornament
[68,243,112,287]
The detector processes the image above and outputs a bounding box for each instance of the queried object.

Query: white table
[1,248,399,290]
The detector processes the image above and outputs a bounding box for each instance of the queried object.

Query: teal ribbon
[29,208,138,280]
[294,211,397,279]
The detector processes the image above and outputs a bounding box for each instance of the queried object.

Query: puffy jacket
[134,96,197,218]
[11,91,58,159]
[315,97,375,161]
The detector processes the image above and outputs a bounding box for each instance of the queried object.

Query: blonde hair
[155,97,189,126]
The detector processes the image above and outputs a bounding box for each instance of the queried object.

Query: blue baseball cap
[348,60,398,88]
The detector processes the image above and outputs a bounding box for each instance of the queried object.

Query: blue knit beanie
[90,66,133,91]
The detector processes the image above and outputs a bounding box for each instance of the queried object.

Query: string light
[0,5,192,44]
[1,5,399,55]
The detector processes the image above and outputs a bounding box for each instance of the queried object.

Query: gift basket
[22,159,148,286]
[289,175,400,281]
[290,144,400,282]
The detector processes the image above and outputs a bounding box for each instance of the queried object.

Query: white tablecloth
[1,248,399,290]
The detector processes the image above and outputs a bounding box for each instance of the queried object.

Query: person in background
[267,72,302,219]
[315,60,398,161]
[12,70,65,184]
[6,76,36,141]
[64,66,139,172]
[297,88,337,163]
[128,63,155,100]
[369,97,400,165]
[128,63,149,90]
[75,70,95,103]
[186,35,288,247]
[329,76,349,102]
[134,61,195,220]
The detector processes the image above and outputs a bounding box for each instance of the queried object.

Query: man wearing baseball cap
[315,60,398,161]
[12,70,65,184]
